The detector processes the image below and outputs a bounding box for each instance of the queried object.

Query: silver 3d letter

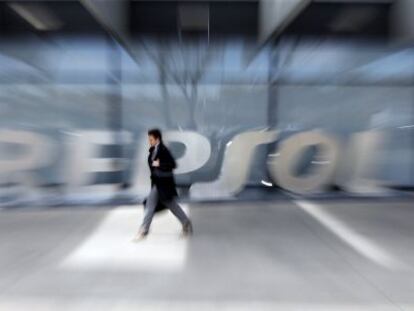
[268,130,340,194]
[65,130,131,194]
[190,130,278,199]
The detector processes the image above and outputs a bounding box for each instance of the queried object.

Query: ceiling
[0,0,397,45]
[0,1,106,36]
[283,1,392,39]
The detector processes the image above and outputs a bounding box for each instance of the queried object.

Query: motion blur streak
[1,0,414,310]
[295,200,406,270]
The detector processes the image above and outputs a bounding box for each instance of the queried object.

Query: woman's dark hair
[148,128,162,141]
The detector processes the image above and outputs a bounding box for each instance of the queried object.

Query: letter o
[268,130,340,194]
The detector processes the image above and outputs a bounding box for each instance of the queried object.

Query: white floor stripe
[294,200,404,270]
[59,205,189,271]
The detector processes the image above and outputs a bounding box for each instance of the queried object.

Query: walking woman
[134,128,193,239]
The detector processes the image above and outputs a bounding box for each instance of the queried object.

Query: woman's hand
[152,160,160,167]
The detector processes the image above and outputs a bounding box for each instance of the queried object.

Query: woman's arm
[156,147,177,171]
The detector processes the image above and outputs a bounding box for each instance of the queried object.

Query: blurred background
[1,1,414,310]
[1,0,414,206]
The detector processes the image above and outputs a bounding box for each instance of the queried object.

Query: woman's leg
[140,187,159,234]
[164,198,193,234]
[163,198,190,226]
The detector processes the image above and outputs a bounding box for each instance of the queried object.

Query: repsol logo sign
[0,129,386,199]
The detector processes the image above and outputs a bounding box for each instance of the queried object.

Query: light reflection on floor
[60,205,189,271]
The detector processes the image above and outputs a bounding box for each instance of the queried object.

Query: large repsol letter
[65,130,132,195]
[336,130,388,194]
[190,130,278,199]
[268,130,340,194]
[0,130,55,195]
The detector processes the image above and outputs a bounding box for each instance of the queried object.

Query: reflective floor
[1,199,414,310]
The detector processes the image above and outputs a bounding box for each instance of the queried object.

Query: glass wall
[1,33,413,205]
[275,37,414,187]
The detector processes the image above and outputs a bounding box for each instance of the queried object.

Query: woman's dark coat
[148,142,178,202]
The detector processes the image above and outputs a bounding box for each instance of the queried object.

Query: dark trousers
[141,186,190,233]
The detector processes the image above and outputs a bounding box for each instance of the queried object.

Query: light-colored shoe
[132,229,148,242]
[182,221,193,236]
